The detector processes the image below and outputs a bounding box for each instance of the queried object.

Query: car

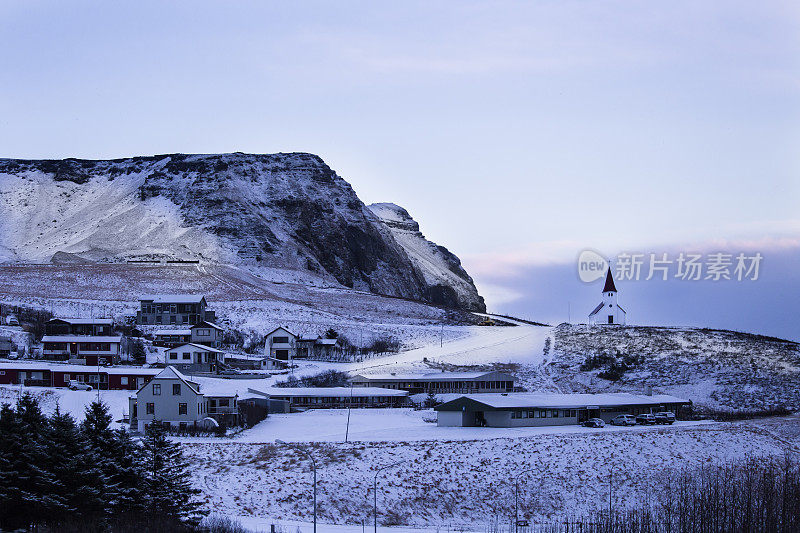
[636,413,657,425]
[654,411,676,424]
[582,418,605,428]
[7,352,19,360]
[5,315,19,326]
[610,414,636,426]
[68,380,92,391]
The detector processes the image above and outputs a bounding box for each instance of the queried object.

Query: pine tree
[45,406,108,523]
[142,421,205,525]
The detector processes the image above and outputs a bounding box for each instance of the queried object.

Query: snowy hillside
[368,203,484,312]
[0,154,485,311]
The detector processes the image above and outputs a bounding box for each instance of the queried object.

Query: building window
[552,410,559,418]
[179,403,187,415]
[182,352,190,360]
[173,384,181,395]
[219,399,229,407]
[169,353,178,360]
[121,377,128,385]
[153,384,161,395]
[146,403,154,415]
[197,329,210,336]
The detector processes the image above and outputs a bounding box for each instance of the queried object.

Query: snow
[0,385,134,428]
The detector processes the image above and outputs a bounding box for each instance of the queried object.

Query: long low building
[248,386,409,410]
[350,371,515,394]
[41,335,122,365]
[0,361,160,390]
[434,392,691,427]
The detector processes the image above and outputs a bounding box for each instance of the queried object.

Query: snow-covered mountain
[0,153,485,311]
[368,203,484,312]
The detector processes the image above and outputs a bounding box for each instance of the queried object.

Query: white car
[5,315,19,326]
[68,380,92,391]
[610,414,637,426]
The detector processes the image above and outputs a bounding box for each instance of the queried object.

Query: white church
[588,268,627,326]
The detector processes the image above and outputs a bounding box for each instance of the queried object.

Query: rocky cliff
[0,153,485,311]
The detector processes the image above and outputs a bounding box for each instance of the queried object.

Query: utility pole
[440,323,444,348]
[345,381,354,443]
[374,461,405,533]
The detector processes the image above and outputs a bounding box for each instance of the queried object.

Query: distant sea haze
[476,246,800,342]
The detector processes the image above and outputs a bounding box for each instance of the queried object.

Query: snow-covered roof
[166,343,223,353]
[266,326,296,337]
[42,335,122,343]
[154,329,192,336]
[249,387,409,398]
[435,392,690,411]
[141,366,200,394]
[317,338,338,345]
[48,318,114,325]
[0,361,160,375]
[588,303,605,316]
[352,371,508,382]
[192,321,223,331]
[140,294,206,304]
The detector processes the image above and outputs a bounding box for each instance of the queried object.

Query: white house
[165,343,224,373]
[264,327,297,365]
[128,366,239,432]
[588,268,627,326]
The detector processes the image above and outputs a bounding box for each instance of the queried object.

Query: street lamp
[276,440,317,533]
[514,468,537,533]
[373,460,404,533]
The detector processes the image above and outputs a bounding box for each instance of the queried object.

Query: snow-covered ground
[0,385,134,427]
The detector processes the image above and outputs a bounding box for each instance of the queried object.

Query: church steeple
[602,268,617,293]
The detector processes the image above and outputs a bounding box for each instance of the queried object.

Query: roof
[191,321,223,331]
[137,366,200,394]
[42,335,122,343]
[48,318,114,325]
[248,387,409,398]
[351,371,511,382]
[317,338,339,345]
[435,392,690,411]
[602,268,617,293]
[0,361,160,375]
[588,302,605,316]
[140,295,206,304]
[154,329,192,336]
[167,343,223,353]
[266,326,297,337]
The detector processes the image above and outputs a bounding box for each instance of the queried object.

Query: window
[146,403,154,415]
[63,373,69,381]
[196,329,210,336]
[178,403,187,415]
[169,352,178,360]
[218,399,229,407]
[179,422,187,430]
[121,377,128,385]
[153,384,161,395]
[173,383,181,395]
[552,410,559,418]
[273,336,289,343]
[182,352,190,360]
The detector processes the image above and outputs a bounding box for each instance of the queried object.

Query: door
[70,343,78,355]
[608,315,614,324]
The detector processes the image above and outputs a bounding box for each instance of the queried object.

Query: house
[165,343,224,373]
[264,327,297,363]
[136,295,216,326]
[153,329,192,348]
[350,371,515,394]
[45,318,114,336]
[190,321,223,348]
[0,361,159,390]
[248,386,409,410]
[434,392,690,427]
[0,336,15,357]
[589,269,627,326]
[128,366,239,432]
[41,335,122,365]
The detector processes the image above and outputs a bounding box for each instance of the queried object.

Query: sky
[1,1,798,339]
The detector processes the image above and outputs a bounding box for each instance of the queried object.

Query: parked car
[610,414,636,426]
[654,411,676,424]
[7,352,19,360]
[582,418,605,428]
[636,413,657,425]
[5,315,19,326]
[68,380,92,391]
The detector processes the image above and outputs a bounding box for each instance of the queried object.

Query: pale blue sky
[1,1,798,336]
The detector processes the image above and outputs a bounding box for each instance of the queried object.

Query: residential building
[136,295,216,326]
[588,269,627,326]
[41,335,122,365]
[45,318,114,336]
[350,371,515,394]
[165,343,224,373]
[128,366,239,432]
[0,361,159,390]
[434,392,690,427]
[190,321,223,348]
[247,386,408,410]
[264,327,297,363]
[0,336,14,357]
[153,329,192,348]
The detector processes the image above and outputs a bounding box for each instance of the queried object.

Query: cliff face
[0,153,485,311]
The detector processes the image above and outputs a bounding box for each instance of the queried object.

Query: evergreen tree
[0,394,57,530]
[142,421,204,525]
[44,406,108,522]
